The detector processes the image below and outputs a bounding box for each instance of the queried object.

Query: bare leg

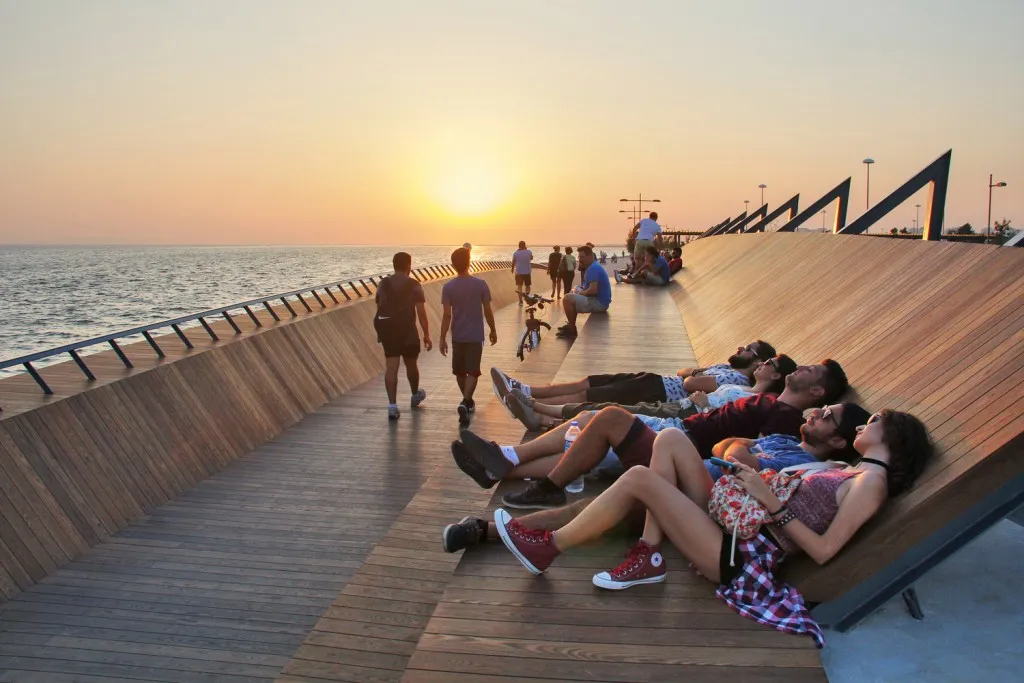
[551,466,724,581]
[456,375,466,394]
[545,407,635,487]
[508,411,596,462]
[384,357,401,404]
[487,498,591,538]
[463,374,478,401]
[404,356,420,394]
[640,428,715,546]
[528,378,591,399]
[507,454,563,480]
[563,296,578,327]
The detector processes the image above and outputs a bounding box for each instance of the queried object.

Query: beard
[800,425,828,450]
[728,354,755,369]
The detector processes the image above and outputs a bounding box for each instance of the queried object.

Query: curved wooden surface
[671,233,1023,602]
[0,263,516,601]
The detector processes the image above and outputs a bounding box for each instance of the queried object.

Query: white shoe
[388,405,400,421]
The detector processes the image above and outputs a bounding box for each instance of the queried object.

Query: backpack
[373,275,418,341]
[560,254,576,273]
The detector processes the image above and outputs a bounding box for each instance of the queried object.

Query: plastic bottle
[563,421,585,494]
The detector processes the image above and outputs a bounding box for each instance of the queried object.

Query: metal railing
[0,260,511,407]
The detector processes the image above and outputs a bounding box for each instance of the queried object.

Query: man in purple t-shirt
[441,247,498,426]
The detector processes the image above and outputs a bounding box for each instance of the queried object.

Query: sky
[1,0,1021,246]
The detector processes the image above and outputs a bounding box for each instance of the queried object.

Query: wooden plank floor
[0,289,571,683]
[403,279,828,682]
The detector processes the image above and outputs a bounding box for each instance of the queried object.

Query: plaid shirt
[715,532,826,648]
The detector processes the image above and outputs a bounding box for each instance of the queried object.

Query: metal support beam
[839,150,952,241]
[747,194,800,233]
[69,350,96,380]
[142,331,165,358]
[109,340,133,368]
[778,178,851,233]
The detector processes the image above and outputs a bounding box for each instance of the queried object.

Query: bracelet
[774,510,797,527]
[768,504,788,517]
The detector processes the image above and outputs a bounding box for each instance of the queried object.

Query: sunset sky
[1,0,1021,246]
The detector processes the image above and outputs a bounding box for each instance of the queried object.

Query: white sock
[500,445,520,465]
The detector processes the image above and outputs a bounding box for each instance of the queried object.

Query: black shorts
[452,341,483,377]
[515,273,532,287]
[381,337,420,359]
[585,372,666,404]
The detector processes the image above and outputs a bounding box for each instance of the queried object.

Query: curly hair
[880,410,935,497]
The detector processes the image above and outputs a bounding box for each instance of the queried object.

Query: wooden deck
[0,273,827,681]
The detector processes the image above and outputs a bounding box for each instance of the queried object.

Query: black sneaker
[465,398,476,414]
[460,429,514,480]
[450,441,497,489]
[555,326,578,338]
[442,516,487,553]
[458,402,471,426]
[502,481,567,509]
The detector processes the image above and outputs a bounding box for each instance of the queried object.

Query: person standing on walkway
[512,241,534,306]
[547,246,563,298]
[559,246,577,297]
[441,247,498,426]
[374,252,432,421]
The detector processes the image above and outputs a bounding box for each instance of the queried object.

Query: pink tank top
[785,469,861,534]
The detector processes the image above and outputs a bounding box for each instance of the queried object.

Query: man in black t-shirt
[375,252,433,421]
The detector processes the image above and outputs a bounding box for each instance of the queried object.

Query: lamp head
[863,158,875,164]
[996,181,1008,187]
[759,184,767,189]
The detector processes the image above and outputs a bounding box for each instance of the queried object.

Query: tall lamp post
[862,158,875,209]
[915,204,921,233]
[821,209,827,232]
[744,199,750,215]
[758,184,766,207]
[620,194,661,223]
[988,174,1008,242]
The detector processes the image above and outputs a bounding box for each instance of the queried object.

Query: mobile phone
[708,457,738,472]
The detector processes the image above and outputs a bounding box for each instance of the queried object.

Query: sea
[0,244,625,375]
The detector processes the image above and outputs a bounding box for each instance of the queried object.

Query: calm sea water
[0,244,624,374]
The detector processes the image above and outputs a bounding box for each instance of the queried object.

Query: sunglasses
[820,406,840,430]
[867,412,883,425]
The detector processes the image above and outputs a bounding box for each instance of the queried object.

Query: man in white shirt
[512,241,534,306]
[624,212,662,277]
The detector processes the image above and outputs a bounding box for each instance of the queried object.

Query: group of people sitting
[439,340,935,646]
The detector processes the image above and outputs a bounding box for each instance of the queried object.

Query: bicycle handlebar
[518,292,555,305]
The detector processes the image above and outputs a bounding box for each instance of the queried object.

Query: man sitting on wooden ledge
[556,245,611,339]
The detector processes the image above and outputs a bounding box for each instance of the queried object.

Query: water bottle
[564,421,585,494]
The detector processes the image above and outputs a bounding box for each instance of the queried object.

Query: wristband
[775,510,797,527]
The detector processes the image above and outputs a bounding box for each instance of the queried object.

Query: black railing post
[281,298,297,316]
[69,350,96,380]
[263,301,281,321]
[295,293,313,312]
[198,317,220,340]
[142,331,166,358]
[244,305,263,327]
[109,340,134,368]
[310,290,327,308]
[23,362,53,394]
[324,288,338,304]
[222,311,242,334]
[172,324,194,348]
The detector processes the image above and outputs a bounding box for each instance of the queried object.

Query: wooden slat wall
[671,233,1024,602]
[0,263,517,603]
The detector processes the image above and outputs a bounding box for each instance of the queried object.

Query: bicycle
[516,292,553,361]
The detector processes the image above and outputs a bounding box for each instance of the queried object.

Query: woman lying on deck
[492,410,934,646]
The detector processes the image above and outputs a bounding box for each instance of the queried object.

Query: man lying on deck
[442,401,871,552]
[491,340,776,409]
[503,355,797,432]
[490,411,934,647]
[452,360,850,509]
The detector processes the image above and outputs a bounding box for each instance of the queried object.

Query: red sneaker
[494,509,561,574]
[592,540,667,590]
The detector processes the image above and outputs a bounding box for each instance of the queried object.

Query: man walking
[512,241,534,306]
[374,252,432,420]
[441,247,498,426]
[547,245,563,298]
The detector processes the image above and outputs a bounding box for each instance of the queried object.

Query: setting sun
[427,156,511,218]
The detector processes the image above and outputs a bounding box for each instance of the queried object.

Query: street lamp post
[821,209,827,232]
[620,194,661,224]
[758,184,766,207]
[987,174,1008,242]
[862,158,875,209]
[744,200,750,215]
[915,204,921,233]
